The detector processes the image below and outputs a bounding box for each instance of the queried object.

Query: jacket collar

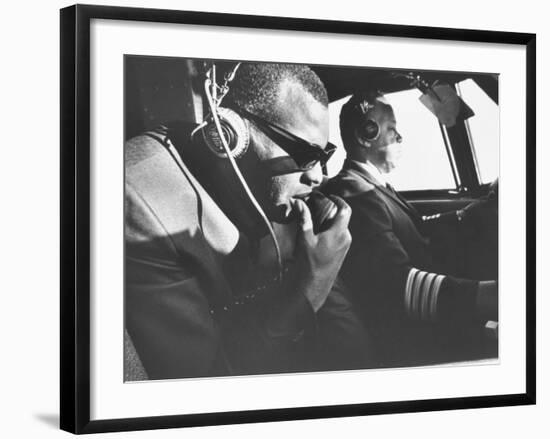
[349,159,387,186]
[342,159,418,217]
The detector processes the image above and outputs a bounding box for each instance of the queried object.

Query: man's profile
[124,62,371,380]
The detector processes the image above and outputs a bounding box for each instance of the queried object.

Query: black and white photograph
[1,0,546,436]
[123,57,499,381]
[57,4,536,434]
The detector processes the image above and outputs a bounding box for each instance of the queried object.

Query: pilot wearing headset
[124,62,373,380]
[324,91,498,367]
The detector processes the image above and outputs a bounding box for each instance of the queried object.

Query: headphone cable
[203,77,283,284]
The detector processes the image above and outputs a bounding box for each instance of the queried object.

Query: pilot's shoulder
[324,169,376,198]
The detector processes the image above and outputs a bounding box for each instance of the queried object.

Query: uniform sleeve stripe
[411,270,428,317]
[405,270,448,321]
[430,275,446,321]
[404,268,419,316]
[426,274,441,320]
[420,273,437,321]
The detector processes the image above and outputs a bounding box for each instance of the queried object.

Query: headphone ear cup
[363,119,380,141]
[203,107,250,159]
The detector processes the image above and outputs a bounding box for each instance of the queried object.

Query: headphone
[363,118,380,141]
[201,107,250,159]
[357,94,382,142]
[192,63,250,160]
[192,62,283,282]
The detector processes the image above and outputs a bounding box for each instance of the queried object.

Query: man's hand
[458,185,498,223]
[292,195,352,311]
[476,280,498,322]
[264,195,352,339]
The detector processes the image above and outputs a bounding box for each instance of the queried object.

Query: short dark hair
[339,90,385,151]
[223,62,328,123]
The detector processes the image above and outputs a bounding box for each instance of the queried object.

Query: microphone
[305,191,338,234]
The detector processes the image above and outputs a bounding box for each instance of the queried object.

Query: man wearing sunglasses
[124,62,373,381]
[235,108,337,175]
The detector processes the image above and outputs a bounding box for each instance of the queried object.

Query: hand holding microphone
[265,192,351,338]
[292,193,352,311]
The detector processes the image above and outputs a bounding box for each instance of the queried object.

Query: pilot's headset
[357,91,385,142]
[192,62,250,160]
[192,62,283,282]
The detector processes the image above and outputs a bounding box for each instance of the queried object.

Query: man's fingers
[326,195,352,229]
[293,199,315,240]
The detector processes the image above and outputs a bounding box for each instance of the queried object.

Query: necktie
[386,183,397,195]
[386,183,414,212]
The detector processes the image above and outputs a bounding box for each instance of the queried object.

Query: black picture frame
[60,3,536,434]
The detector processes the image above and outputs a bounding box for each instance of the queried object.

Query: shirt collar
[350,159,388,187]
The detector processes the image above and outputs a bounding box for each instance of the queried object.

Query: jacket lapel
[344,160,420,219]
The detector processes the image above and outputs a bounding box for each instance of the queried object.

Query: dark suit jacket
[325,159,479,367]
[125,125,373,380]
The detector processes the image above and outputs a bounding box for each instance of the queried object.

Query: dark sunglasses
[236,108,336,171]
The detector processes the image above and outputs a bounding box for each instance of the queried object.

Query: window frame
[398,81,498,200]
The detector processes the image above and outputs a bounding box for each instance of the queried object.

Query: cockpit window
[383,89,455,191]
[328,90,456,190]
[326,95,349,178]
[457,79,499,184]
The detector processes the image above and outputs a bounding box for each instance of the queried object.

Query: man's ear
[354,126,372,148]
